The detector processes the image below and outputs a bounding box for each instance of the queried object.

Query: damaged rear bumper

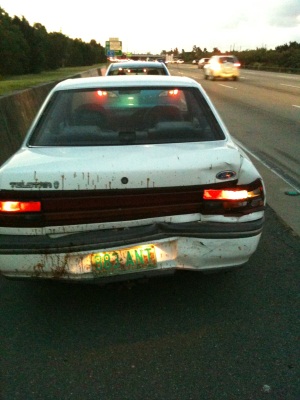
[0,218,264,280]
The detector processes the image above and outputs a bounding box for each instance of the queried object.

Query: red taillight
[97,90,108,97]
[0,201,41,213]
[203,189,248,200]
[202,180,265,215]
[168,89,179,96]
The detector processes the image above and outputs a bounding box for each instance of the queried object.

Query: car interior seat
[147,69,159,75]
[143,105,183,127]
[73,103,108,128]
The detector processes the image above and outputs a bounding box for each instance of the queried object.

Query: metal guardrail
[243,65,300,74]
[186,62,300,75]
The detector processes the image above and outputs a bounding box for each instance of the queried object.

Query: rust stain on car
[33,263,44,277]
[50,253,70,278]
[32,254,70,279]
[61,174,65,189]
[51,265,68,278]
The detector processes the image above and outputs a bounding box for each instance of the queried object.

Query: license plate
[91,244,157,275]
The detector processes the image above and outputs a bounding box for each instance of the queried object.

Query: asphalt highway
[170,65,300,236]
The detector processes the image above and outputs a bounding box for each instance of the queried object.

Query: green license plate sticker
[91,244,157,275]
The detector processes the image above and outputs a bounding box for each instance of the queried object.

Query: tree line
[1,6,299,77]
[0,7,107,76]
[163,42,300,72]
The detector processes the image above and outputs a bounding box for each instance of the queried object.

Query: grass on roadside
[0,65,105,96]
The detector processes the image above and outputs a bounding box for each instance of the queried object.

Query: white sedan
[0,75,265,282]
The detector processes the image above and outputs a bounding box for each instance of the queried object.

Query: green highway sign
[105,39,122,56]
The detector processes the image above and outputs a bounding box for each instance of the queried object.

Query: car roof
[53,75,200,91]
[108,61,166,69]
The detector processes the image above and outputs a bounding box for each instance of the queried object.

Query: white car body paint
[0,76,265,280]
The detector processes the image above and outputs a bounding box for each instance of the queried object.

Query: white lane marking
[218,84,237,89]
[233,138,300,192]
[281,84,300,89]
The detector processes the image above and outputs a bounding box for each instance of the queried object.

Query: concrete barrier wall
[0,67,103,166]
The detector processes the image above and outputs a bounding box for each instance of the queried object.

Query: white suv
[204,55,240,80]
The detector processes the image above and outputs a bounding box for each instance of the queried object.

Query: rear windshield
[107,66,168,75]
[219,56,238,64]
[28,86,225,146]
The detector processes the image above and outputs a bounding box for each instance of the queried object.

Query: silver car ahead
[105,61,170,76]
[198,58,210,69]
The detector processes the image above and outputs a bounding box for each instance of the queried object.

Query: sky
[1,0,300,54]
